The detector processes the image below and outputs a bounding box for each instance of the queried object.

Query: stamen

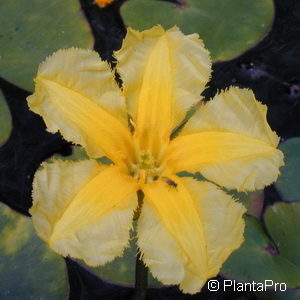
[129,151,165,184]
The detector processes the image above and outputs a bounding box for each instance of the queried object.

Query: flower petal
[27,48,134,165]
[31,160,138,266]
[94,0,114,8]
[165,87,284,191]
[115,26,211,156]
[138,176,245,294]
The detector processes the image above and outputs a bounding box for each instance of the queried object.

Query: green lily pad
[50,145,113,165]
[121,0,274,61]
[221,214,300,287]
[0,0,93,91]
[275,138,300,201]
[90,238,137,286]
[0,203,68,299]
[258,289,300,300]
[83,234,161,286]
[0,91,12,145]
[230,190,264,217]
[264,202,300,267]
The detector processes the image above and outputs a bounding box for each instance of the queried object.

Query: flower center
[130,151,163,185]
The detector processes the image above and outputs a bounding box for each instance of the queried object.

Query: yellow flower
[94,0,115,8]
[27,26,283,294]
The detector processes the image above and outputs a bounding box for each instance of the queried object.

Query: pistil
[130,151,163,185]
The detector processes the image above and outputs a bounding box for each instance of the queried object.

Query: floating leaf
[221,214,300,287]
[275,138,300,201]
[0,203,68,299]
[0,0,93,91]
[258,289,300,300]
[121,0,274,61]
[51,145,113,165]
[264,202,300,267]
[0,91,11,145]
[229,190,264,217]
[90,238,136,286]
[82,234,161,286]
